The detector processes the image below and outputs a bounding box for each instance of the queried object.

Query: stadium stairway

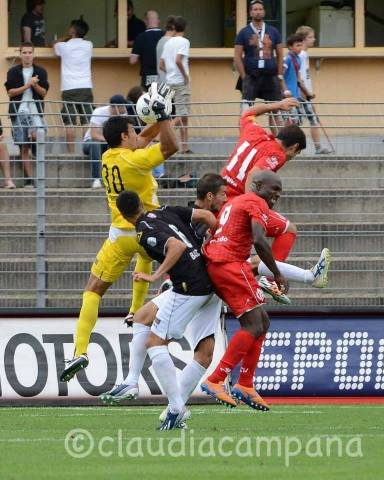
[1,153,384,309]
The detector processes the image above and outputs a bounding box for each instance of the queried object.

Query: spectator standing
[128,0,146,47]
[83,94,127,188]
[0,123,15,189]
[283,33,310,125]
[234,0,287,131]
[130,10,163,90]
[296,25,331,154]
[54,19,93,153]
[21,0,46,47]
[160,16,191,153]
[5,42,49,188]
[156,16,176,83]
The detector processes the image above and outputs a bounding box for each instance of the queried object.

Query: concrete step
[1,188,384,224]
[1,223,383,256]
[0,257,381,297]
[2,155,384,189]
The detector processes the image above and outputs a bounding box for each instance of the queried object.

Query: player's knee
[194,336,214,368]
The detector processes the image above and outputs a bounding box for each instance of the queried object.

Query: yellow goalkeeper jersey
[102,143,165,229]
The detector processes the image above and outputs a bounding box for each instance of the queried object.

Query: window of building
[286,0,355,47]
[365,0,384,46]
[8,0,116,47]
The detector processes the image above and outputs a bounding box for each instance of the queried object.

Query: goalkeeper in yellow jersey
[60,83,178,382]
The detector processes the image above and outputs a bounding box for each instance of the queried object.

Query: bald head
[144,10,160,28]
[251,170,282,208]
[252,170,281,187]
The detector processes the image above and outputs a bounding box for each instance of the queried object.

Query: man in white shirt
[159,16,191,154]
[54,19,93,153]
[156,16,175,83]
[82,95,127,188]
[296,25,331,154]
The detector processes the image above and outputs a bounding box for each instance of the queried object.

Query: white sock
[179,360,207,403]
[124,323,150,386]
[258,260,314,284]
[147,345,184,413]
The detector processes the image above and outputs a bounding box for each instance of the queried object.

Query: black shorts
[242,74,282,102]
[61,88,94,125]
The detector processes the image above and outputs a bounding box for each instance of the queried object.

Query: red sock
[208,329,255,384]
[271,231,297,261]
[238,334,265,387]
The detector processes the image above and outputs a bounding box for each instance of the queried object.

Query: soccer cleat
[99,383,139,405]
[231,384,270,411]
[200,379,237,407]
[60,354,89,382]
[157,408,188,431]
[311,248,332,288]
[123,312,134,328]
[159,406,191,423]
[258,276,291,305]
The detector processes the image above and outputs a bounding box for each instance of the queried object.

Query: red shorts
[207,261,265,318]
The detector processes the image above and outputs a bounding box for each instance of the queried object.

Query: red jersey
[221,112,286,197]
[204,192,269,263]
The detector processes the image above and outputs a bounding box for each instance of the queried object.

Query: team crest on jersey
[147,237,157,247]
[266,156,279,169]
[136,232,142,242]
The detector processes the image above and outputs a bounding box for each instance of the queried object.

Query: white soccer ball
[136,92,172,124]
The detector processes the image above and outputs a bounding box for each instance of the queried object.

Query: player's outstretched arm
[252,221,289,293]
[133,238,186,283]
[244,97,299,118]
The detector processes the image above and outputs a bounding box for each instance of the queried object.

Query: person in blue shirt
[283,33,310,125]
[234,0,289,133]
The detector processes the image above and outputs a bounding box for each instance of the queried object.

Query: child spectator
[283,33,309,126]
[296,25,331,154]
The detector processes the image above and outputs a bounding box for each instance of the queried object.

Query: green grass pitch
[0,404,382,480]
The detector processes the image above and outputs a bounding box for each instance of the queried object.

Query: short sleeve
[177,38,189,56]
[132,34,143,56]
[283,55,291,71]
[166,206,193,225]
[244,197,268,230]
[138,222,171,257]
[254,151,286,172]
[54,42,65,56]
[273,27,282,45]
[21,14,33,28]
[129,143,165,169]
[235,29,245,46]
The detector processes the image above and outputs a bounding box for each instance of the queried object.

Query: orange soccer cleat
[201,379,237,407]
[231,384,270,411]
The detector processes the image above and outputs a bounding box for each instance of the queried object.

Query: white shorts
[151,289,220,348]
[152,290,222,348]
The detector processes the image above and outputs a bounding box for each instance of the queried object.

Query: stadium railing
[0,100,383,311]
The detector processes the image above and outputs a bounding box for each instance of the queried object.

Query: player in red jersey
[201,170,288,410]
[221,98,306,263]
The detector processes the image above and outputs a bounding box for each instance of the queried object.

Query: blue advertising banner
[226,316,384,396]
